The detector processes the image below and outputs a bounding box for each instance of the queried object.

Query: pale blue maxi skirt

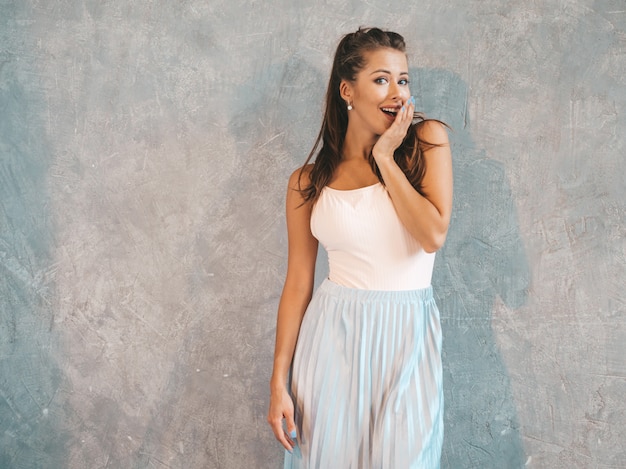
[284,279,443,469]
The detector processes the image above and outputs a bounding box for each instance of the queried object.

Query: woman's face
[342,47,411,138]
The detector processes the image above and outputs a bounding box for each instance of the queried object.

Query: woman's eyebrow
[369,69,409,76]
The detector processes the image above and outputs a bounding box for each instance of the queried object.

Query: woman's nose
[389,82,408,101]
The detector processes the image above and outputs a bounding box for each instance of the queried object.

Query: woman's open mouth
[381,107,399,121]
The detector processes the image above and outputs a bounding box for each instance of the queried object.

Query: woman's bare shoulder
[416,119,450,146]
[288,163,315,190]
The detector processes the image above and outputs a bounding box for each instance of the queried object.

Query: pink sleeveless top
[311,182,435,291]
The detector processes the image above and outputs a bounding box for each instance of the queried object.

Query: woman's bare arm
[267,166,318,451]
[373,107,453,252]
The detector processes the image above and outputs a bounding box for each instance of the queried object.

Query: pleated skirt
[284,279,443,469]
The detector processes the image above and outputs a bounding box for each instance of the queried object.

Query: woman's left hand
[372,96,415,163]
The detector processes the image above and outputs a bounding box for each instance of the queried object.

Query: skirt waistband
[317,278,434,303]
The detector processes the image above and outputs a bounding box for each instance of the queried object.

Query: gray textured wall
[1,1,624,468]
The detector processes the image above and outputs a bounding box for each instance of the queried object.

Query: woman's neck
[342,123,377,161]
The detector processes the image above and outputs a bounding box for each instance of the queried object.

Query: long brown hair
[298,27,444,202]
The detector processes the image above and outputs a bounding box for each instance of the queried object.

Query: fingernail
[402,106,406,111]
[409,96,415,105]
[289,430,297,438]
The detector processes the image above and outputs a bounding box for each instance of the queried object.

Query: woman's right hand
[267,384,297,452]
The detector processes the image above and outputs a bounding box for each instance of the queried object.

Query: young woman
[267,27,453,468]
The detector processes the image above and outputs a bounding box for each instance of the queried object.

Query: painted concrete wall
[1,1,624,468]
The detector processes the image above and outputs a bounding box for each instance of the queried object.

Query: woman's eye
[375,77,388,84]
[399,79,410,85]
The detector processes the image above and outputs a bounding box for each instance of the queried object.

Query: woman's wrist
[371,148,394,164]
[270,373,288,392]
[372,152,399,176]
